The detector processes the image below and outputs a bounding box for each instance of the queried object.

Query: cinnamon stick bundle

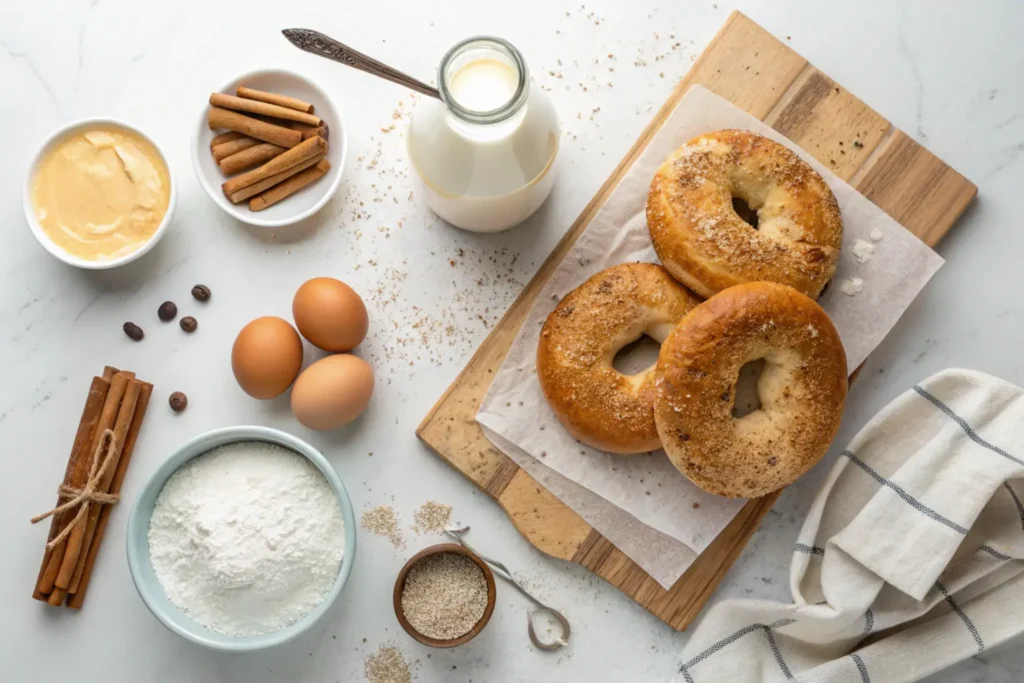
[32,367,151,608]
[207,87,331,209]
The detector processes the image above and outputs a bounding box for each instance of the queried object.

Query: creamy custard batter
[32,126,170,260]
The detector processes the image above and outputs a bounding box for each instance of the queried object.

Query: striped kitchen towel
[673,368,1024,683]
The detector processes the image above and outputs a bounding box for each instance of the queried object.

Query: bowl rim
[22,117,177,270]
[126,425,356,652]
[191,67,347,228]
[392,543,497,648]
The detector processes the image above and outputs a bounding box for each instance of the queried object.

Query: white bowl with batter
[23,118,177,270]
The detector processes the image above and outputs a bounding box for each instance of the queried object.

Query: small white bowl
[23,118,177,270]
[192,69,347,228]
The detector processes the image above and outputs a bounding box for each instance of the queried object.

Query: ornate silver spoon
[282,28,441,100]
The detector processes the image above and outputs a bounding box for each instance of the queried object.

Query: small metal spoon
[282,28,441,100]
[446,526,571,651]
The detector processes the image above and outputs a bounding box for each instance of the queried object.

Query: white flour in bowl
[148,441,345,636]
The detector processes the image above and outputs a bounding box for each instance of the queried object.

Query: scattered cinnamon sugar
[365,644,413,683]
[337,90,532,378]
[361,505,406,548]
[412,501,453,535]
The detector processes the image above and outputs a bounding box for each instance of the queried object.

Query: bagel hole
[732,359,766,418]
[612,335,662,375]
[731,197,760,230]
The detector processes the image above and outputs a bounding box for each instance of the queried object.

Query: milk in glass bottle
[408,36,560,233]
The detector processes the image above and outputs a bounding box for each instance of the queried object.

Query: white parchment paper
[477,86,945,587]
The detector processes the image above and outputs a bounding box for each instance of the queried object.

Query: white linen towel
[673,368,1024,683]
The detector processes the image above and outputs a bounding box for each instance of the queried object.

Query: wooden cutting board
[416,10,976,631]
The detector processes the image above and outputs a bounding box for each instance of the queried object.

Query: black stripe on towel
[794,543,825,555]
[863,608,874,635]
[913,386,1024,467]
[678,618,796,679]
[978,544,1012,561]
[842,450,969,534]
[850,653,871,682]
[936,581,985,652]
[762,626,795,680]
[1005,482,1024,535]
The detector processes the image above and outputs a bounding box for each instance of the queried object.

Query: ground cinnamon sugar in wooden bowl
[393,544,496,647]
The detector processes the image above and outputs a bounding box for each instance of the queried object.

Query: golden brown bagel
[538,263,702,454]
[653,282,847,498]
[647,130,842,299]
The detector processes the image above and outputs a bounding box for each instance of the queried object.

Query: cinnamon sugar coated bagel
[654,282,847,498]
[647,130,842,299]
[538,263,702,454]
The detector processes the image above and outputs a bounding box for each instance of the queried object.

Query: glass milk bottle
[408,36,560,233]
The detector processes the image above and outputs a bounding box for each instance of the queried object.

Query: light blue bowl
[126,426,356,651]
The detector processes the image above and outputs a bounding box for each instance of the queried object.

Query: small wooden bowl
[393,543,497,648]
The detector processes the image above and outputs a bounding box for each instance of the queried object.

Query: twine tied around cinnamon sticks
[32,368,152,609]
[31,429,121,550]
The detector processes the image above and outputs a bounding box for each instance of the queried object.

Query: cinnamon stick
[287,121,329,141]
[211,136,260,161]
[34,375,110,598]
[52,372,132,592]
[228,153,326,204]
[221,135,327,196]
[68,381,152,609]
[237,86,314,114]
[250,159,331,211]
[219,143,286,176]
[67,379,141,593]
[210,131,246,149]
[209,93,322,127]
[207,107,302,148]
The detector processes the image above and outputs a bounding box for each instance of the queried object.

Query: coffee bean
[169,391,188,412]
[191,284,211,302]
[123,322,144,341]
[158,301,177,321]
[180,316,197,333]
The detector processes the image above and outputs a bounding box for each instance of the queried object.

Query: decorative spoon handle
[282,28,441,100]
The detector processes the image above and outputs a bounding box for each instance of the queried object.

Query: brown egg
[291,354,374,430]
[231,316,303,399]
[292,277,369,352]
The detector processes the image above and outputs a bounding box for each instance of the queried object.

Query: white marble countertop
[2,0,1022,681]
